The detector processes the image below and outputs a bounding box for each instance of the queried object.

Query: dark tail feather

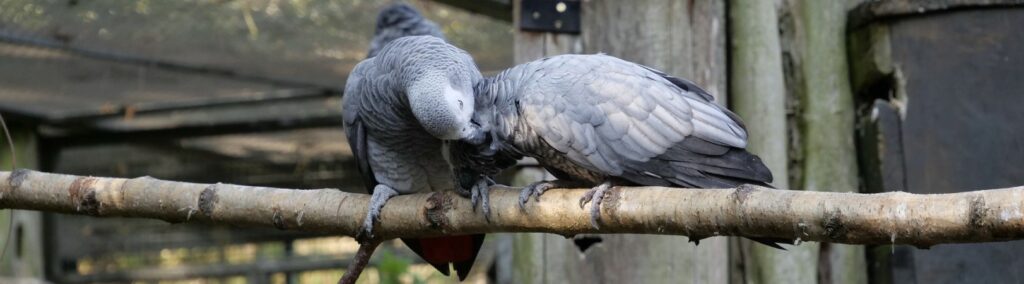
[401,234,486,280]
[633,137,774,189]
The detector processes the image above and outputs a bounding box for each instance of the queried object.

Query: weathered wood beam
[848,0,1024,30]
[431,0,512,22]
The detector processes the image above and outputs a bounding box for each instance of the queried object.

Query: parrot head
[370,36,481,141]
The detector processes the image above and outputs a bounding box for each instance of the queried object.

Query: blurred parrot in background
[366,3,445,58]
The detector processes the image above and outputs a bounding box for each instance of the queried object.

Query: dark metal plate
[884,7,1024,283]
[519,0,580,34]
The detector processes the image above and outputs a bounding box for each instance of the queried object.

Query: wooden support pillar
[729,0,818,283]
[502,1,581,283]
[796,0,867,283]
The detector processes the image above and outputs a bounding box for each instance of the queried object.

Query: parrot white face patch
[408,74,476,140]
[443,84,477,139]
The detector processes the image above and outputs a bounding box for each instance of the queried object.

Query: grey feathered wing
[343,60,377,192]
[516,55,772,188]
[508,55,785,248]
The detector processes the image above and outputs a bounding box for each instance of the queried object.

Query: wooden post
[504,1,581,283]
[580,1,730,283]
[796,0,868,283]
[729,0,819,283]
[0,124,43,279]
[506,0,731,283]
[581,0,728,102]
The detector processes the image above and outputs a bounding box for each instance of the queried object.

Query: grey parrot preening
[456,54,788,248]
[366,3,446,58]
[342,36,488,280]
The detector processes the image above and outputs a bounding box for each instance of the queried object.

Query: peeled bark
[1,170,1024,247]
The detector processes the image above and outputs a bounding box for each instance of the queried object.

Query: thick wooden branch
[2,169,1024,247]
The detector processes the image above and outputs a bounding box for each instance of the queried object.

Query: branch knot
[68,177,100,216]
[424,192,453,231]
[8,168,30,189]
[198,184,220,219]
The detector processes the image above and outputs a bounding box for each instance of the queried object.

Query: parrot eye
[458,99,464,109]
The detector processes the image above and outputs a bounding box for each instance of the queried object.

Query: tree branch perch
[2,169,1023,247]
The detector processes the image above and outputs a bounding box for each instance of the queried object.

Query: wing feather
[342,59,379,193]
[517,55,692,174]
[515,54,754,181]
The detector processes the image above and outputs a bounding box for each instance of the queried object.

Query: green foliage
[377,250,431,284]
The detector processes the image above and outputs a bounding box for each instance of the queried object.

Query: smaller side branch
[338,240,380,284]
[2,170,1023,247]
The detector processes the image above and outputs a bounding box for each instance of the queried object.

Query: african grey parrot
[456,54,787,248]
[343,36,488,279]
[366,3,446,58]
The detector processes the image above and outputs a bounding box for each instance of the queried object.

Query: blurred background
[0,0,1022,283]
[0,0,511,283]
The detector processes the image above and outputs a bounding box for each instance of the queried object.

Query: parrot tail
[401,234,486,280]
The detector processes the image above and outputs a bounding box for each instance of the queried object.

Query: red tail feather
[418,235,476,263]
[401,234,485,280]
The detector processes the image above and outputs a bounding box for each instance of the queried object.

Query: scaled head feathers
[351,36,483,140]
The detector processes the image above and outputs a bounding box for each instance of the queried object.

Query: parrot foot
[355,185,399,243]
[518,180,582,210]
[578,181,613,229]
[518,180,555,210]
[470,175,495,222]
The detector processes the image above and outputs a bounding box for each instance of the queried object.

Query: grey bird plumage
[366,3,446,58]
[457,54,787,248]
[343,35,487,279]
